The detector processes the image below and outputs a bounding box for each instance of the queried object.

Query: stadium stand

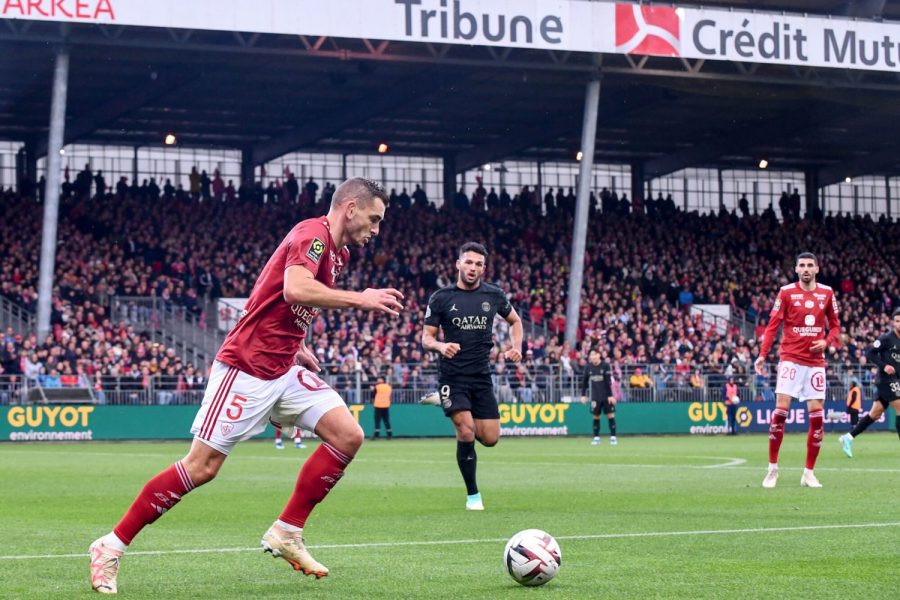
[1,175,897,405]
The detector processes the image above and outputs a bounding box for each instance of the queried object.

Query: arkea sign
[3,1,900,73]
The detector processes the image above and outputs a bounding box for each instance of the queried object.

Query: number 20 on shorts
[780,366,797,381]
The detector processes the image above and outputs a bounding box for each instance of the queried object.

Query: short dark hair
[892,308,900,318]
[331,177,388,209]
[796,252,818,264]
[459,242,488,259]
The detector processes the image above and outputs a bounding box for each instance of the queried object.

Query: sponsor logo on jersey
[804,314,816,326]
[873,339,881,348]
[290,303,318,331]
[481,302,491,312]
[452,315,489,330]
[425,306,432,319]
[306,238,326,263]
[831,296,839,313]
[791,326,822,336]
[804,300,814,308]
[790,294,803,299]
[772,298,782,313]
[450,304,459,312]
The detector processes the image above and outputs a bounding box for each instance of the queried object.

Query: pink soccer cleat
[261,525,329,578]
[89,537,123,594]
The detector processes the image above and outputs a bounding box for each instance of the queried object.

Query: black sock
[592,419,600,437]
[896,416,900,441]
[456,441,478,495]
[850,414,874,438]
[609,417,617,436]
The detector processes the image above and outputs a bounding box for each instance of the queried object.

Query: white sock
[102,532,127,552]
[803,468,814,476]
[275,519,302,533]
[768,463,778,470]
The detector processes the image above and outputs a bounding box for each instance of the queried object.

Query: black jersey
[865,330,900,385]
[581,361,613,402]
[424,282,512,378]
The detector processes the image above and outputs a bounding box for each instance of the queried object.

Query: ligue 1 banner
[3,1,900,73]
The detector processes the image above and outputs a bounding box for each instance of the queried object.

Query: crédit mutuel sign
[3,0,900,72]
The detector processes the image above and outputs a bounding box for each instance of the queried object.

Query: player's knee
[479,435,499,448]
[455,424,476,442]
[334,423,365,455]
[183,459,221,486]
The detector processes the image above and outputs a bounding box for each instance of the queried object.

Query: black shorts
[438,376,499,420]
[875,382,900,407]
[592,400,615,416]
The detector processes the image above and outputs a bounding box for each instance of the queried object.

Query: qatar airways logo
[615,4,681,57]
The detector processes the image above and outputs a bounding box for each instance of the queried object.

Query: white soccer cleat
[762,466,779,489]
[419,391,441,406]
[89,537,122,594]
[294,440,306,449]
[465,493,484,511]
[610,436,618,446]
[800,470,823,488]
[591,436,600,446]
[275,439,284,450]
[839,433,854,458]
[261,525,329,579]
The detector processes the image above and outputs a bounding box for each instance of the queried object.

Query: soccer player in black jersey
[839,308,900,457]
[581,349,617,446]
[420,242,523,510]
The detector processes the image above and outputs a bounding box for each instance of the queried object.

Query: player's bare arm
[503,307,524,363]
[284,265,404,315]
[294,339,321,372]
[754,356,767,375]
[422,324,460,358]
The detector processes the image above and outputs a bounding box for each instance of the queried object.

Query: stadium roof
[3,1,900,184]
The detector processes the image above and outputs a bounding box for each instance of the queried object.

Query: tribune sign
[3,1,900,73]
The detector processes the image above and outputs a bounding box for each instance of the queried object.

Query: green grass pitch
[1,434,898,599]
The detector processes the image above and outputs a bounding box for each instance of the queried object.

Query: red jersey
[759,282,841,367]
[216,217,349,380]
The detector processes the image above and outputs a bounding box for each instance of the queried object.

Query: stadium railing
[109,296,223,366]
[0,295,34,340]
[1,363,876,407]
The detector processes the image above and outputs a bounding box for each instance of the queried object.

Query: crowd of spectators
[1,170,898,404]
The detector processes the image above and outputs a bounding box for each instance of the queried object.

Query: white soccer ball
[503,529,561,587]
[731,395,741,405]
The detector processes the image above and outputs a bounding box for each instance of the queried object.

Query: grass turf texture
[1,434,898,599]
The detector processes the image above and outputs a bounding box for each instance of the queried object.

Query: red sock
[275,426,283,441]
[279,443,352,528]
[113,461,195,545]
[806,409,824,469]
[768,408,788,464]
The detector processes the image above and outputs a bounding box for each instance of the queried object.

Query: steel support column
[37,47,69,340]
[565,76,601,347]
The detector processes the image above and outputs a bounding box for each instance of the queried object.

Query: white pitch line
[1,521,898,562]
[3,449,899,472]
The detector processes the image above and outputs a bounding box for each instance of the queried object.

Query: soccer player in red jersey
[754,252,841,489]
[89,178,403,593]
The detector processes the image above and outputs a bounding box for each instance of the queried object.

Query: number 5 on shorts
[226,394,248,420]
